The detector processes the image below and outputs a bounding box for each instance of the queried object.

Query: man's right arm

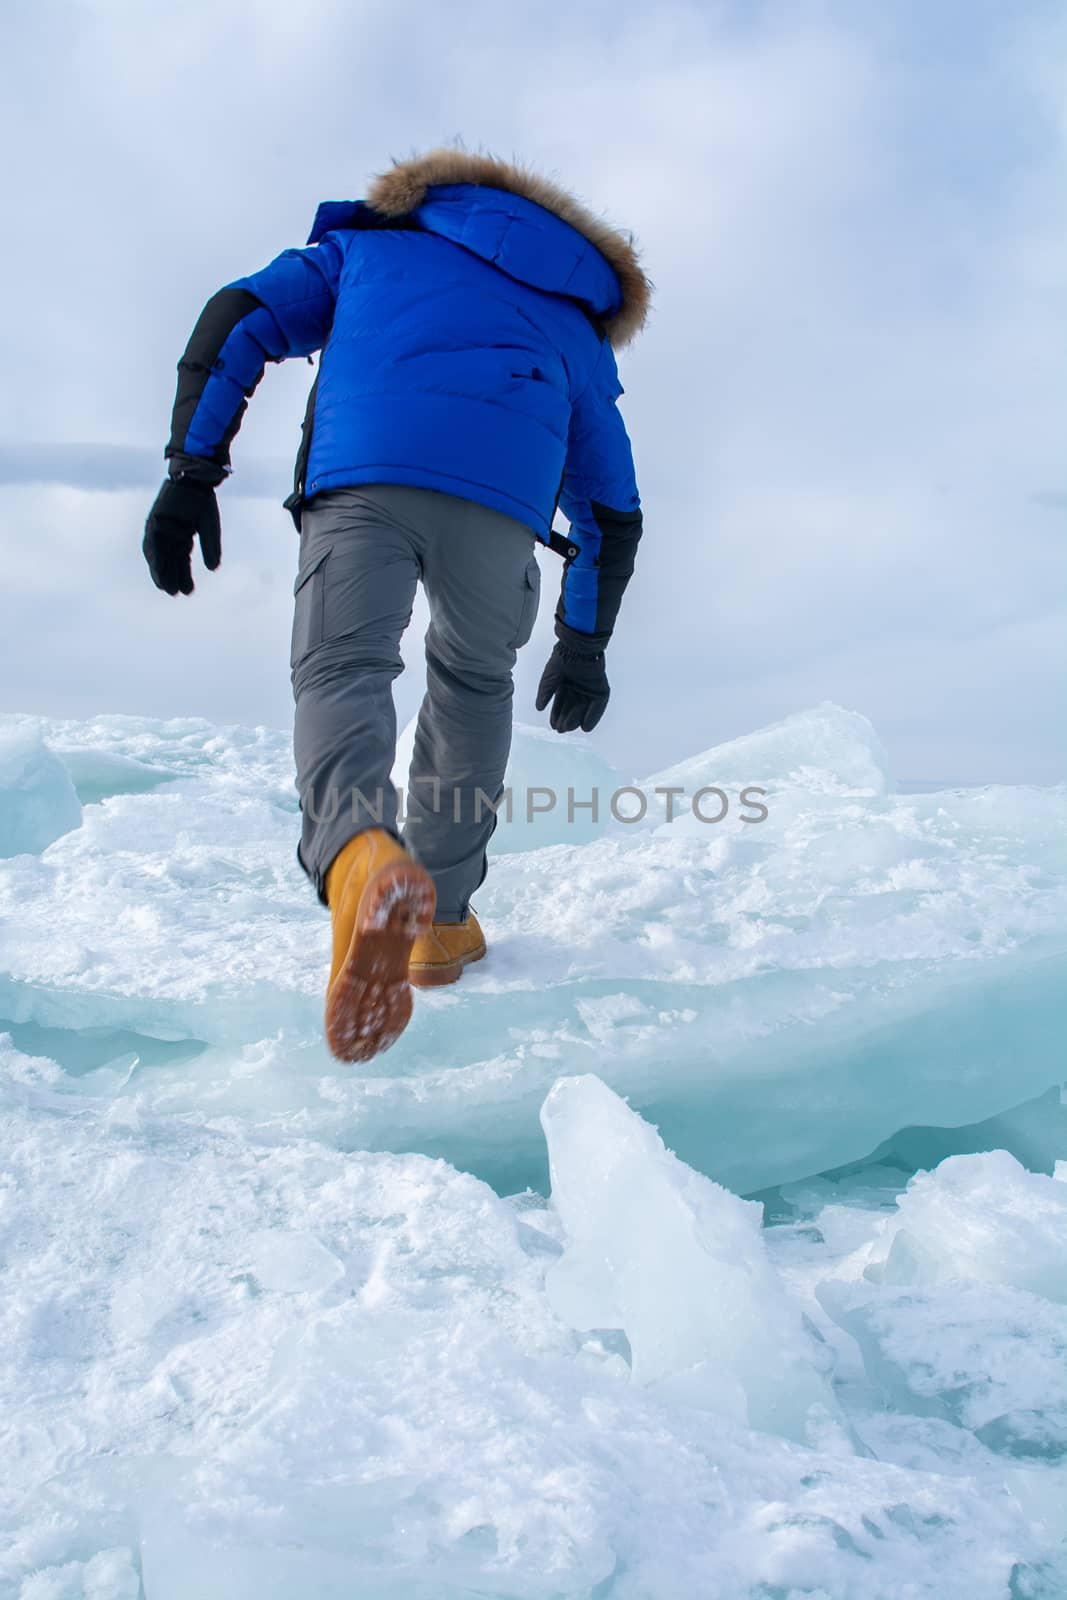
[554,339,644,654]
[535,339,643,732]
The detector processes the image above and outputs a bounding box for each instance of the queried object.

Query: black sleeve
[162,237,342,479]
[555,502,644,655]
[164,288,268,474]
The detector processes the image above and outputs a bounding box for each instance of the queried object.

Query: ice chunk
[393,715,621,852]
[246,1229,344,1294]
[864,1150,1067,1300]
[818,1278,1067,1461]
[0,731,82,857]
[830,1083,1067,1185]
[815,1152,1067,1463]
[638,701,892,832]
[541,1073,840,1441]
[54,747,175,806]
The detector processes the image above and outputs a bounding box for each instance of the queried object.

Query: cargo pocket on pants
[509,554,541,650]
[290,547,330,670]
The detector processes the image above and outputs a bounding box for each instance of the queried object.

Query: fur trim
[366,148,651,349]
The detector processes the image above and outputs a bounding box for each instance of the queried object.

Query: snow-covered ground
[1,705,1065,1598]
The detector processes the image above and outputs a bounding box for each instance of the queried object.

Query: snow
[0,702,1065,1595]
[4,1036,1066,1597]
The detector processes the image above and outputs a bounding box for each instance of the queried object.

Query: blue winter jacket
[165,155,649,641]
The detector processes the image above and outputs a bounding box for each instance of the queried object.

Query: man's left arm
[166,237,344,479]
[145,237,344,596]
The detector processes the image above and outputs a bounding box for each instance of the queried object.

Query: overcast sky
[2,0,1064,783]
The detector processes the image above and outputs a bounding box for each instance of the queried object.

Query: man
[144,149,650,1063]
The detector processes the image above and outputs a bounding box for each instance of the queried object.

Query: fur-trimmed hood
[365,148,651,349]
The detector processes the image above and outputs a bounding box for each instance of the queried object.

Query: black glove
[535,641,610,733]
[143,475,222,596]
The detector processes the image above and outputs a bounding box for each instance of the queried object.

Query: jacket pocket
[509,554,541,650]
[290,548,330,670]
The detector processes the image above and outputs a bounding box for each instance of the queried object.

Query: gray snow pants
[290,484,541,920]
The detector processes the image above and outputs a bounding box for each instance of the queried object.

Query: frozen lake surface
[1,704,1064,1598]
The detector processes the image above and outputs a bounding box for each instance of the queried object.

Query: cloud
[0,442,292,498]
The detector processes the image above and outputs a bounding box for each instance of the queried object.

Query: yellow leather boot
[324,828,436,1062]
[408,912,487,988]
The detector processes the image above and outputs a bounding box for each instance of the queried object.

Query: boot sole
[325,860,436,1062]
[408,942,487,989]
